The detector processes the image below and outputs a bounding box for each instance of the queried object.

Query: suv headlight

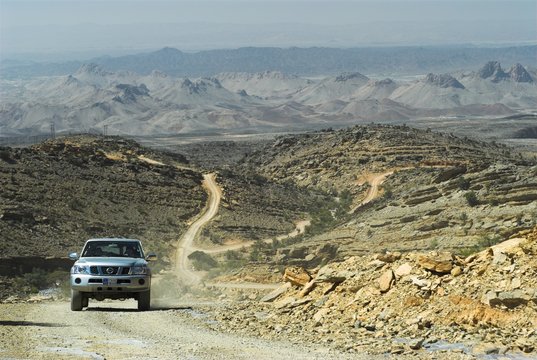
[131,266,148,275]
[71,265,90,274]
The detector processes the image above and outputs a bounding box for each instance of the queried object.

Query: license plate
[103,278,109,285]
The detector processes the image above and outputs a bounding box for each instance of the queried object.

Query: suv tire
[138,290,150,311]
[71,290,83,311]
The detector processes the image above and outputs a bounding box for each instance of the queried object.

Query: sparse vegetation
[464,191,479,207]
[457,176,470,190]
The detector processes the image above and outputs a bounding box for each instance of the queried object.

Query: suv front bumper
[70,274,151,293]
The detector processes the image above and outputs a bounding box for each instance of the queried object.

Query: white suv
[69,238,157,311]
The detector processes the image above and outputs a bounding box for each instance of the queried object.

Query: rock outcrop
[205,227,537,357]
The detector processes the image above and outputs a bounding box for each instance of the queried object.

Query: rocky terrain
[201,226,537,358]
[0,136,206,264]
[0,124,536,358]
[0,135,323,299]
[241,125,537,257]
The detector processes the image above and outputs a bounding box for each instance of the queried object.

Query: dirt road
[349,171,394,213]
[175,173,222,285]
[0,300,363,360]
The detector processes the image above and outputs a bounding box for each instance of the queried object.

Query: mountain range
[0,61,535,137]
[2,45,536,79]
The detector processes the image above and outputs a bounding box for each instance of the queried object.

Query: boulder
[313,308,330,324]
[395,263,412,277]
[283,266,311,286]
[418,253,453,273]
[376,252,401,263]
[378,270,395,293]
[298,280,316,298]
[274,296,296,309]
[450,266,463,277]
[315,266,352,283]
[410,276,431,289]
[408,338,425,350]
[483,289,536,309]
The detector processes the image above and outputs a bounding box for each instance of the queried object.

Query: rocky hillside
[0,135,206,266]
[242,125,537,256]
[201,169,330,246]
[203,226,537,357]
[0,135,329,273]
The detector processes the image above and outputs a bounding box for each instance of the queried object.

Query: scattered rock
[483,289,536,308]
[314,266,351,283]
[298,280,316,298]
[283,267,311,286]
[313,308,330,324]
[376,252,401,263]
[408,338,425,350]
[472,343,500,355]
[450,266,462,277]
[260,282,291,302]
[274,296,296,309]
[378,270,395,293]
[395,263,412,277]
[418,252,454,273]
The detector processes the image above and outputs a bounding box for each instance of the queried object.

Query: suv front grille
[88,266,131,276]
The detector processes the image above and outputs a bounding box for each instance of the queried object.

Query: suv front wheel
[138,290,150,311]
[71,289,83,311]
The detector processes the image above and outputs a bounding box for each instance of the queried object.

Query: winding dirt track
[174,173,222,285]
[349,171,394,213]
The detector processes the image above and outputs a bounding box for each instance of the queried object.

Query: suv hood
[75,257,147,267]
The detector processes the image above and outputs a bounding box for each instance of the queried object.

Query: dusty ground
[0,299,377,360]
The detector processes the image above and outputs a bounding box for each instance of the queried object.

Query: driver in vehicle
[124,244,139,258]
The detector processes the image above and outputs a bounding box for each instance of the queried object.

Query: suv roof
[86,238,141,242]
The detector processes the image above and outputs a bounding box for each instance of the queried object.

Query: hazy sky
[1,0,536,60]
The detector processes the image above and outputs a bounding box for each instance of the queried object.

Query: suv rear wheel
[138,290,150,311]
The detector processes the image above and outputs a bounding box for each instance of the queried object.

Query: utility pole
[103,125,108,136]
[50,122,56,140]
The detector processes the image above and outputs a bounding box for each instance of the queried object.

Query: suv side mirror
[145,253,157,261]
[68,252,79,260]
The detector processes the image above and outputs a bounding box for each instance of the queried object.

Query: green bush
[464,191,479,207]
[457,177,470,190]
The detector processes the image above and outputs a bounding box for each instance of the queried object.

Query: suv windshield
[82,241,143,258]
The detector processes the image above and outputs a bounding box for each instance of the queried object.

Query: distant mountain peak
[63,74,81,86]
[424,73,465,89]
[113,83,149,104]
[372,78,395,86]
[75,63,109,77]
[156,47,183,55]
[335,72,369,82]
[181,78,222,95]
[508,63,533,83]
[477,61,509,82]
